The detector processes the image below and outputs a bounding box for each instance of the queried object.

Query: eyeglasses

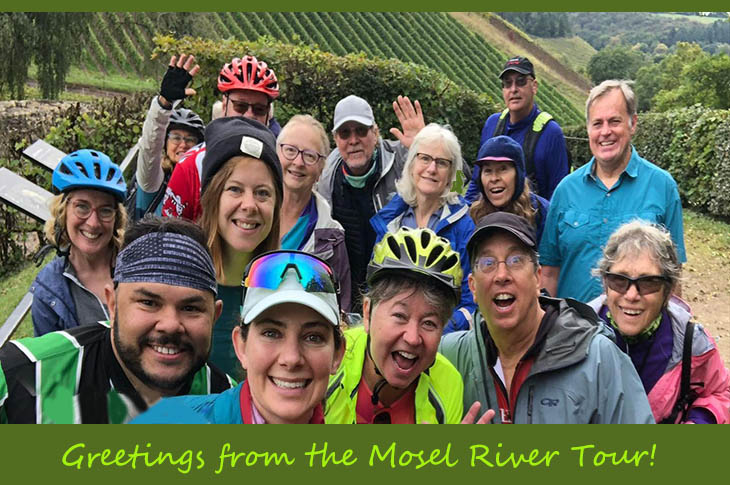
[278,143,325,166]
[244,251,339,296]
[604,273,670,296]
[372,411,391,424]
[226,96,269,118]
[69,200,116,222]
[335,125,371,140]
[501,75,531,89]
[167,133,199,145]
[474,254,531,274]
[415,152,452,170]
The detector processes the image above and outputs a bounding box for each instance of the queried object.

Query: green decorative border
[2,425,725,482]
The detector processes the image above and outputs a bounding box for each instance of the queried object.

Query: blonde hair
[44,191,127,259]
[198,156,281,280]
[469,180,537,227]
[395,123,462,207]
[278,114,331,158]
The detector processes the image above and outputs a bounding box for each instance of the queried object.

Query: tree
[586,46,644,85]
[0,12,90,99]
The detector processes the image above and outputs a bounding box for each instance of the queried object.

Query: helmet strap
[365,333,388,405]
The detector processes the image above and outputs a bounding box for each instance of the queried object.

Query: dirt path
[681,217,730,364]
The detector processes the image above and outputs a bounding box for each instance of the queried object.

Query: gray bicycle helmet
[168,108,205,142]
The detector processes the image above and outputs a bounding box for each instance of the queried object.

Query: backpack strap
[522,112,553,194]
[659,320,696,423]
[492,108,510,137]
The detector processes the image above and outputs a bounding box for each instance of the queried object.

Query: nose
[238,189,259,211]
[624,282,642,301]
[402,320,423,347]
[154,305,185,334]
[84,208,102,227]
[493,260,512,283]
[278,335,304,368]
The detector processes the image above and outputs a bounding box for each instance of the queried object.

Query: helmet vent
[404,236,417,262]
[420,230,431,247]
[442,254,459,271]
[74,161,89,178]
[92,162,102,180]
[426,245,443,266]
[386,235,401,259]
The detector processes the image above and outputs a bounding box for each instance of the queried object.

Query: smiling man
[439,212,654,424]
[317,94,426,313]
[465,56,569,202]
[0,217,234,423]
[539,80,686,302]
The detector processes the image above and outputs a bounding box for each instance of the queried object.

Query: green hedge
[152,35,499,161]
[563,105,730,219]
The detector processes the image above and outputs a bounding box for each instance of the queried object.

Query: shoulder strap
[522,112,554,193]
[143,172,172,219]
[492,109,510,137]
[659,320,696,423]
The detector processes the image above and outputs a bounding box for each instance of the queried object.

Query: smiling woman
[29,149,128,337]
[197,116,283,380]
[370,124,476,334]
[589,220,730,424]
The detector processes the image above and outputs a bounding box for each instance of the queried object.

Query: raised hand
[159,54,201,108]
[389,95,425,148]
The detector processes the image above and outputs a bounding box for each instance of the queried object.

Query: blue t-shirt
[539,147,686,302]
[466,104,569,201]
[280,195,318,250]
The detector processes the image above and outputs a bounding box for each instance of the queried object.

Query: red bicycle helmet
[217,55,279,100]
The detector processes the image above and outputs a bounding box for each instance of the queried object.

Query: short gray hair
[585,80,637,126]
[395,123,463,207]
[363,273,456,327]
[277,114,331,158]
[593,219,681,291]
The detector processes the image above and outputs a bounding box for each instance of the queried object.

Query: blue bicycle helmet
[52,149,126,202]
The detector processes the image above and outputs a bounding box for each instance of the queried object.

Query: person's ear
[105,284,116,319]
[468,273,477,303]
[232,326,249,370]
[213,299,223,323]
[331,338,345,374]
[362,298,372,333]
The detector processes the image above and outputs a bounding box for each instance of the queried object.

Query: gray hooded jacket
[439,297,655,423]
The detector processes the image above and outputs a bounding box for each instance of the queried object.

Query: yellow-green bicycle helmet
[367,227,462,300]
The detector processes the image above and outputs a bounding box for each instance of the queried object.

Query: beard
[112,315,209,394]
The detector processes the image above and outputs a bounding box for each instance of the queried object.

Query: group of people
[2,52,728,424]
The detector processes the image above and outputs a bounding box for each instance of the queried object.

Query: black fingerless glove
[160,65,192,102]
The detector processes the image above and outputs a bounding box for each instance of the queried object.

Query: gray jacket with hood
[316,138,408,212]
[439,297,655,423]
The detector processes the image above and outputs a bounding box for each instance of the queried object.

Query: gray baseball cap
[332,95,374,131]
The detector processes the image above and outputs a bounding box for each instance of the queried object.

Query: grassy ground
[0,254,51,340]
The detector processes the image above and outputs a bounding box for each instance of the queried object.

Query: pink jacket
[590,296,730,424]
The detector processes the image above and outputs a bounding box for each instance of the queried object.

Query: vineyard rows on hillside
[79,12,583,126]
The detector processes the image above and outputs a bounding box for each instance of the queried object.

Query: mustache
[141,333,192,351]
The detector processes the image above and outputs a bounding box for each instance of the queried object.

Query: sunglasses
[604,272,670,296]
[244,250,339,296]
[336,125,371,140]
[501,75,531,89]
[226,96,269,118]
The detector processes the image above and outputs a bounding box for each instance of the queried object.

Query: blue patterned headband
[113,232,217,296]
